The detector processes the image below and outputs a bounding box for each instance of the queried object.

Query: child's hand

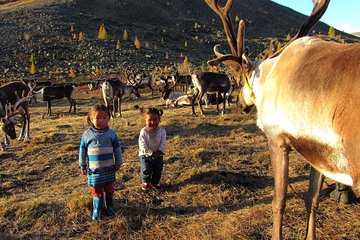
[80,169,87,175]
[115,164,122,171]
[151,150,163,159]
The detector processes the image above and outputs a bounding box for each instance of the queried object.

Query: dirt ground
[0,89,359,240]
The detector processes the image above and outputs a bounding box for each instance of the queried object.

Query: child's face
[144,113,160,131]
[91,110,109,129]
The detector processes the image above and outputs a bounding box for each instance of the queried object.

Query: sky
[271,0,360,33]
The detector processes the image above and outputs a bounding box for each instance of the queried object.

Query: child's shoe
[151,183,162,190]
[92,197,103,221]
[141,183,149,191]
[105,194,115,216]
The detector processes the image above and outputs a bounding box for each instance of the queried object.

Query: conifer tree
[328,26,336,38]
[116,39,121,49]
[122,29,129,41]
[29,53,36,75]
[78,32,84,41]
[235,15,240,22]
[145,41,150,49]
[277,42,282,51]
[30,61,36,75]
[200,62,207,72]
[134,37,141,49]
[69,67,75,78]
[183,56,189,72]
[164,65,169,74]
[165,52,169,60]
[98,23,107,40]
[184,40,189,48]
[286,33,291,41]
[180,52,184,58]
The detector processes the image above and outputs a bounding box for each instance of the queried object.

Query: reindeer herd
[1,0,359,238]
[0,67,236,151]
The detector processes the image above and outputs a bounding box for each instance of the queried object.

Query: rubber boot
[105,194,115,216]
[92,197,103,221]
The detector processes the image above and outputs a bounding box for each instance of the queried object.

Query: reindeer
[102,80,140,117]
[130,74,161,98]
[205,0,360,239]
[173,71,192,93]
[0,82,33,149]
[191,71,231,116]
[161,87,193,107]
[32,84,76,115]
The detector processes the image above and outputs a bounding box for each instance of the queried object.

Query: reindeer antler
[205,0,244,66]
[271,0,330,58]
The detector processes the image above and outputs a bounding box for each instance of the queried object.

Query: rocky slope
[0,0,356,81]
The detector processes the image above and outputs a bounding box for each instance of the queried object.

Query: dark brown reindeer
[205,0,360,239]
[0,82,33,150]
[32,84,76,115]
[102,79,140,117]
[191,71,231,116]
[173,71,192,93]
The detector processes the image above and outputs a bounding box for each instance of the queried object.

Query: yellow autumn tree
[286,33,291,41]
[145,41,150,49]
[69,67,75,78]
[98,23,107,40]
[116,39,121,49]
[122,29,129,41]
[184,40,189,48]
[29,53,36,75]
[134,36,141,49]
[163,65,169,75]
[277,42,282,51]
[183,56,189,72]
[165,51,169,60]
[78,32,84,41]
[30,61,36,75]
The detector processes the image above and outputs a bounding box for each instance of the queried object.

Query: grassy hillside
[1,89,360,239]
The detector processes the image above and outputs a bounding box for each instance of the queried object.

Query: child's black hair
[141,107,163,119]
[87,104,111,125]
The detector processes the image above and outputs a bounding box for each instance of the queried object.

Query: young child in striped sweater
[79,104,123,220]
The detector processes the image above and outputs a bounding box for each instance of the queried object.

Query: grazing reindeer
[191,71,231,116]
[102,80,140,117]
[0,82,33,150]
[32,84,76,115]
[130,74,161,98]
[205,0,360,239]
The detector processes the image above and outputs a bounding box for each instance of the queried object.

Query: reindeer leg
[25,107,30,141]
[47,101,51,115]
[192,91,199,116]
[73,99,76,113]
[305,167,324,240]
[119,98,122,117]
[68,98,72,113]
[269,134,290,240]
[222,90,226,115]
[198,91,206,116]
[18,112,26,141]
[4,135,10,149]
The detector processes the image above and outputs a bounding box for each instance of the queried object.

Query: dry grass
[1,90,360,240]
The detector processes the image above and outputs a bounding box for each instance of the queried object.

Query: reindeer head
[205,0,330,113]
[0,103,17,140]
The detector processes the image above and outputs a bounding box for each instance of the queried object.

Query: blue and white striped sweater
[79,126,123,186]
